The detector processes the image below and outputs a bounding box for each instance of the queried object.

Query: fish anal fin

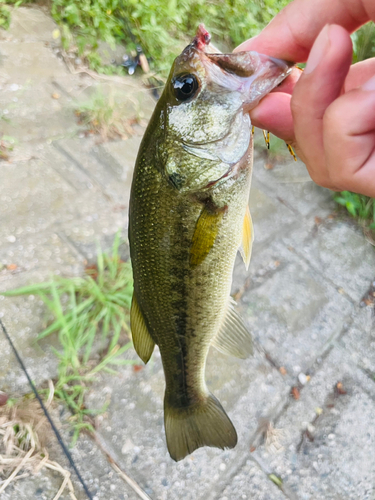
[212,297,253,359]
[164,393,237,461]
[190,205,225,268]
[130,295,155,364]
[239,205,254,270]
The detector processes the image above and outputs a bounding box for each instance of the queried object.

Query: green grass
[3,233,137,443]
[75,88,142,140]
[0,1,11,29]
[334,191,375,232]
[1,0,291,75]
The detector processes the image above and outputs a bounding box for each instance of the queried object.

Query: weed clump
[3,234,136,443]
[75,89,143,141]
[0,388,78,499]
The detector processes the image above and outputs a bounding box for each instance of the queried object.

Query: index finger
[235,0,373,61]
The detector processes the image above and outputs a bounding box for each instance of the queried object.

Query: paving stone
[55,137,137,204]
[0,471,80,500]
[340,306,375,375]
[0,39,82,142]
[94,136,143,184]
[58,212,129,262]
[83,344,288,500]
[52,407,143,500]
[0,152,111,242]
[0,43,67,94]
[218,458,288,500]
[1,6,58,43]
[0,91,81,144]
[0,293,60,395]
[252,155,336,218]
[283,219,375,303]
[251,347,375,500]
[0,231,83,289]
[233,239,353,376]
[249,177,297,249]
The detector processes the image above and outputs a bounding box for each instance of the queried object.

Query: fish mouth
[204,51,292,111]
[191,24,293,111]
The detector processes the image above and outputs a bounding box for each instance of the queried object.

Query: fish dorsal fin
[130,295,155,364]
[190,205,225,268]
[211,297,253,359]
[239,205,254,270]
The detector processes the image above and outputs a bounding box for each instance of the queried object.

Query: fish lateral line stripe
[0,318,93,500]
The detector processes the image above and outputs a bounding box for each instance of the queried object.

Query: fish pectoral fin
[239,205,254,270]
[130,295,155,364]
[211,297,253,359]
[164,393,237,461]
[190,204,225,268]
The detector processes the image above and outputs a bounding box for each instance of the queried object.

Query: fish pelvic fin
[164,393,237,461]
[239,205,254,271]
[130,294,155,364]
[211,297,253,359]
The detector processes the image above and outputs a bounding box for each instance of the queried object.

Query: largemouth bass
[129,25,291,461]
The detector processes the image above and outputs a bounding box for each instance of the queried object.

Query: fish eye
[172,74,199,101]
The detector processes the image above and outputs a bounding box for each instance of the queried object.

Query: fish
[128,25,292,461]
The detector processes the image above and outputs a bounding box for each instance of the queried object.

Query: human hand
[236,0,375,197]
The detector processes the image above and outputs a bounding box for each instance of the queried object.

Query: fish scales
[129,24,292,461]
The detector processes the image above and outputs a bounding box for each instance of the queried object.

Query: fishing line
[0,317,93,500]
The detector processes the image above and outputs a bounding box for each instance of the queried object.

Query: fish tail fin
[164,393,237,461]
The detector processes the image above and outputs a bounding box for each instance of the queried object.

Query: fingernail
[362,74,375,91]
[305,25,330,75]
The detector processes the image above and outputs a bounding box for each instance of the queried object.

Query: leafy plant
[3,234,137,443]
[334,191,375,229]
[47,0,292,75]
[352,21,375,63]
[0,1,11,29]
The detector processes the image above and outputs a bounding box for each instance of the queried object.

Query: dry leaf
[133,365,143,373]
[336,382,347,395]
[291,387,300,400]
[0,392,8,406]
[264,162,274,170]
